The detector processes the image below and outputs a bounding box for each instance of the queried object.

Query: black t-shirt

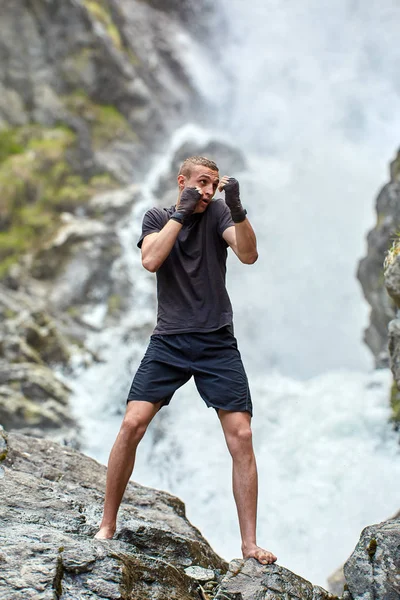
[137,199,235,334]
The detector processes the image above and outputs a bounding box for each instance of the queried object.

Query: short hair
[178,156,219,178]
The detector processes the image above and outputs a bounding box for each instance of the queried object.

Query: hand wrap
[171,187,202,224]
[223,178,247,223]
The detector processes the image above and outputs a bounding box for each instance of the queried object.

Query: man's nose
[204,183,214,196]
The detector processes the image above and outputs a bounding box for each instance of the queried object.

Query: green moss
[384,239,400,273]
[52,553,64,599]
[127,48,140,66]
[0,255,19,279]
[0,431,8,463]
[376,213,386,227]
[69,48,94,73]
[0,129,24,163]
[92,105,134,148]
[367,538,377,560]
[390,380,400,429]
[84,0,122,50]
[107,294,122,315]
[64,91,137,150]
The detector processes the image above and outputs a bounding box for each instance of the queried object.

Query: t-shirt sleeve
[137,208,167,248]
[215,199,234,237]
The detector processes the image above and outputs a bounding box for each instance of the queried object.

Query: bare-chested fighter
[95,156,277,565]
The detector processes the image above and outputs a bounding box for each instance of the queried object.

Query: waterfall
[64,0,400,588]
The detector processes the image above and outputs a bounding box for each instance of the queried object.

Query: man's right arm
[141,186,202,272]
[141,219,183,273]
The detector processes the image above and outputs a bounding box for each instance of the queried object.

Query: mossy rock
[0,387,73,430]
[390,380,400,429]
[107,293,123,316]
[0,428,7,462]
[63,91,138,149]
[23,313,71,366]
[84,0,123,50]
[0,123,119,280]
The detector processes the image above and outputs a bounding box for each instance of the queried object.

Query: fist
[180,186,202,205]
[218,176,240,210]
[177,186,202,219]
[218,176,239,197]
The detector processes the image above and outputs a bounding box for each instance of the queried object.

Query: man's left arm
[220,176,258,264]
[223,221,258,264]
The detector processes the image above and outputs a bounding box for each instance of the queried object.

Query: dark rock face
[344,520,400,600]
[357,152,400,367]
[0,429,227,599]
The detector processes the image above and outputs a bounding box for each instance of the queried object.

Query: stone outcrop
[214,559,336,600]
[2,428,400,600]
[0,429,227,599]
[0,287,81,442]
[6,398,399,599]
[0,427,391,600]
[383,242,400,427]
[357,149,400,367]
[344,520,400,600]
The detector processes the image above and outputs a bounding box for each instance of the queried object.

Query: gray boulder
[214,558,336,600]
[0,429,227,599]
[344,520,400,600]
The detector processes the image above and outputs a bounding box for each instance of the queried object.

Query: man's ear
[177,174,186,189]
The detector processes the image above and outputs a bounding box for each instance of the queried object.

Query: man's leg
[95,399,161,539]
[218,409,277,564]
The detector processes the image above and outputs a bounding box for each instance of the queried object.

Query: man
[95,156,277,565]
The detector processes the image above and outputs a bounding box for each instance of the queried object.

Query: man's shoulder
[145,205,175,217]
[209,198,230,217]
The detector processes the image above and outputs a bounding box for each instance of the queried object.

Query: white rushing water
[65,0,400,589]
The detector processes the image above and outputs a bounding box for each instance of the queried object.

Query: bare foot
[94,525,115,539]
[242,545,277,565]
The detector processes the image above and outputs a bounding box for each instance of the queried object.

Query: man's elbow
[240,251,258,265]
[142,256,158,272]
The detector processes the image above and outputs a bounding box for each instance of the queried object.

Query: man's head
[177,156,219,213]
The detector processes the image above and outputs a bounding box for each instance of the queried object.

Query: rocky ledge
[1,429,399,599]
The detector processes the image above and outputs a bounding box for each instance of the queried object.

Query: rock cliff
[0,0,220,440]
[357,150,400,368]
[357,149,400,427]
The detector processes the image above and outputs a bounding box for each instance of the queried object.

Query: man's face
[178,165,220,213]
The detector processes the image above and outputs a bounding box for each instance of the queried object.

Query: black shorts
[127,326,252,415]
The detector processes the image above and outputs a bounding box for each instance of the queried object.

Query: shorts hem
[127,396,171,406]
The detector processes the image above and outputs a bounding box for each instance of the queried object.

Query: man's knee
[226,424,253,456]
[120,414,148,443]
